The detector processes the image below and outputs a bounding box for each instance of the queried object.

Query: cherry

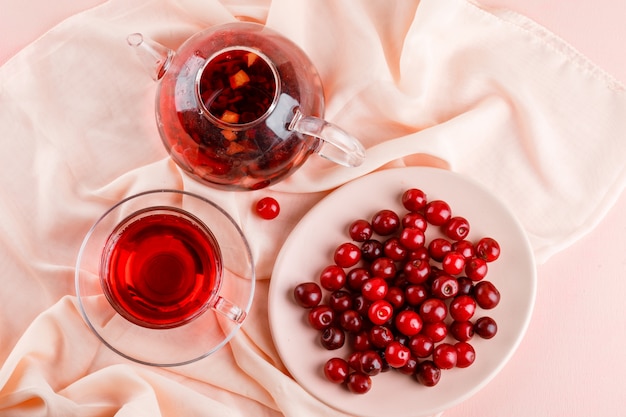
[473,280,501,309]
[449,320,474,342]
[398,227,425,250]
[383,237,408,261]
[424,200,451,226]
[401,212,428,231]
[408,334,434,358]
[351,330,372,351]
[384,341,411,368]
[433,342,457,369]
[334,242,361,268]
[321,326,346,350]
[360,239,383,262]
[339,309,364,333]
[428,238,452,262]
[421,321,448,342]
[415,360,441,387]
[255,196,280,219]
[474,316,498,339]
[347,372,372,394]
[403,258,431,284]
[475,237,501,262]
[441,251,466,275]
[384,286,405,309]
[398,356,419,375]
[308,305,335,330]
[455,342,476,368]
[328,290,353,312]
[368,299,394,325]
[352,294,371,316]
[442,216,470,241]
[324,357,349,383]
[319,265,347,291]
[293,282,322,308]
[359,350,384,376]
[451,240,475,259]
[419,298,448,323]
[371,209,400,236]
[369,325,394,349]
[430,274,459,299]
[456,276,474,296]
[361,277,389,301]
[349,219,373,242]
[404,284,429,306]
[465,257,488,281]
[369,257,397,280]
[394,310,423,336]
[346,267,371,291]
[449,294,477,321]
[401,188,427,212]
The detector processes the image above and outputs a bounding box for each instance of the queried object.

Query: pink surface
[1,1,625,416]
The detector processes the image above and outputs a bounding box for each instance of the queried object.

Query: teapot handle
[289,110,365,167]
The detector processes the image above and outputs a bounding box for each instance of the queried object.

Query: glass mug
[76,190,255,366]
[128,22,366,191]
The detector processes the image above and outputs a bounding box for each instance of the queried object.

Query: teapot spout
[127,33,174,81]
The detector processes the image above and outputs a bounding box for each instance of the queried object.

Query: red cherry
[455,342,476,368]
[401,188,427,212]
[465,257,488,281]
[371,209,400,235]
[424,200,451,226]
[324,357,349,383]
[449,294,477,321]
[293,282,322,308]
[349,219,373,242]
[384,341,411,368]
[475,237,501,262]
[334,242,361,268]
[308,305,335,330]
[433,342,457,369]
[441,251,466,275]
[347,372,372,394]
[449,320,475,342]
[361,277,389,301]
[255,196,280,219]
[408,334,434,358]
[473,280,501,309]
[368,299,394,325]
[319,265,347,291]
[474,316,498,339]
[415,360,441,387]
[394,310,423,336]
[442,216,470,241]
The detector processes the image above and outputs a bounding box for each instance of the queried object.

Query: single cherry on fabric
[255,196,280,219]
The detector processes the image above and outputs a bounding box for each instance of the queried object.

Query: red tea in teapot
[101,208,222,329]
[155,34,325,190]
[198,48,278,125]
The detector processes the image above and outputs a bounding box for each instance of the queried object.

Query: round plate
[268,167,536,417]
[75,189,255,367]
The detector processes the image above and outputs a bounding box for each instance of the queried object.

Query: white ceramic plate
[268,167,536,417]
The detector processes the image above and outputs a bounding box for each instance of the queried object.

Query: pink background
[1,1,624,416]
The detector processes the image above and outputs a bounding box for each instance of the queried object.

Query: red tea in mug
[100,207,222,329]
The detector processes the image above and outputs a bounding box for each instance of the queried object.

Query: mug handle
[289,109,366,167]
[213,296,247,323]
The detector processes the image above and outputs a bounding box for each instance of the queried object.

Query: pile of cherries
[292,188,501,393]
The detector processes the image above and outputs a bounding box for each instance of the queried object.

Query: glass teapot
[128,22,365,191]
